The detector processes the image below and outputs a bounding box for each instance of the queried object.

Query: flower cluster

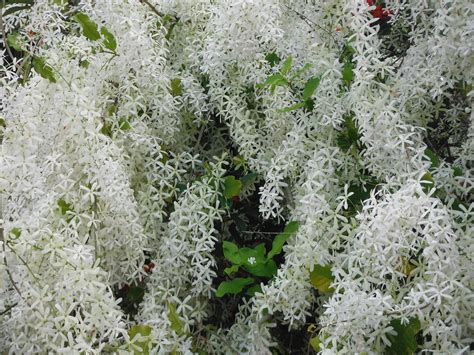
[0,0,472,353]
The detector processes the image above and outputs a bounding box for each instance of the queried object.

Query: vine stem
[0,3,17,65]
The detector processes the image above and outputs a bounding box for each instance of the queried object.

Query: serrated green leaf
[100,26,117,51]
[278,101,305,113]
[280,56,293,75]
[6,32,22,51]
[74,13,101,41]
[303,77,321,101]
[268,221,299,259]
[386,318,421,355]
[216,277,254,297]
[32,56,56,83]
[223,176,242,199]
[170,78,182,97]
[167,303,185,336]
[310,264,334,293]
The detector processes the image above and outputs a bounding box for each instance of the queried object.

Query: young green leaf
[278,102,305,113]
[265,52,280,67]
[244,259,277,278]
[257,73,288,89]
[342,61,354,86]
[303,77,321,101]
[6,32,22,51]
[74,13,101,41]
[280,56,293,75]
[386,318,421,355]
[57,198,73,215]
[167,303,185,336]
[10,227,21,239]
[170,78,183,97]
[128,324,152,355]
[267,221,299,259]
[119,117,131,131]
[224,264,240,275]
[215,278,254,297]
[246,283,262,296]
[423,148,440,169]
[32,56,56,83]
[100,26,117,51]
[223,241,241,265]
[223,176,242,199]
[291,63,313,80]
[310,264,334,293]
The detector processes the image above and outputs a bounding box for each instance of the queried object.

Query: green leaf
[57,198,73,215]
[216,278,254,297]
[246,284,262,296]
[127,286,145,303]
[337,115,359,151]
[265,52,280,67]
[6,32,22,51]
[310,264,334,293]
[453,166,463,177]
[240,172,258,189]
[257,73,288,89]
[167,303,185,336]
[119,117,131,131]
[74,13,101,41]
[423,148,440,169]
[309,336,321,352]
[280,56,293,75]
[128,324,152,355]
[268,221,299,259]
[290,63,313,80]
[244,259,277,278]
[10,227,21,239]
[342,61,354,86]
[32,56,56,83]
[278,101,305,113]
[170,78,183,97]
[224,264,240,275]
[223,176,242,199]
[386,318,421,355]
[303,77,321,101]
[100,26,117,51]
[223,241,241,265]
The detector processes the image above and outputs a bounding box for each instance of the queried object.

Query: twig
[0,302,18,316]
[283,4,342,48]
[138,0,164,17]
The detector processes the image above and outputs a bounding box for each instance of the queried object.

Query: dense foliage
[0,0,473,353]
